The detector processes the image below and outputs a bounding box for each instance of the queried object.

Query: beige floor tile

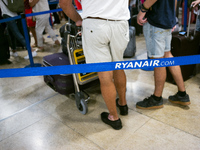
[125,68,200,138]
[0,76,43,93]
[41,93,151,150]
[82,111,150,150]
[0,106,48,141]
[116,119,200,150]
[0,86,14,98]
[135,74,200,138]
[0,92,32,120]
[54,108,150,150]
[37,94,71,114]
[0,81,57,120]
[0,116,103,150]
[17,82,58,104]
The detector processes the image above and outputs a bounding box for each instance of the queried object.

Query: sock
[177,91,186,97]
[152,94,162,101]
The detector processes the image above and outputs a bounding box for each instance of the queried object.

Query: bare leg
[58,11,62,21]
[29,27,37,47]
[164,51,185,92]
[98,71,119,121]
[150,56,166,97]
[113,70,127,106]
[154,66,166,97]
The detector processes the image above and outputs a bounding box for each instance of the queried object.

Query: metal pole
[20,13,41,67]
[184,0,188,31]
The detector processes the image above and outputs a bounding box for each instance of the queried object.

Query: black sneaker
[168,93,190,106]
[101,112,122,130]
[116,98,128,115]
[136,95,163,110]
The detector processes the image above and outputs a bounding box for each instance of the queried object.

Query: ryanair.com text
[115,60,175,69]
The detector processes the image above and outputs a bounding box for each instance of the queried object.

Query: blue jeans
[3,14,27,50]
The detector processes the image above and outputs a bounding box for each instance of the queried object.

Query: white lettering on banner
[115,63,121,68]
[127,62,133,68]
[153,60,159,66]
[160,60,175,66]
[122,62,128,68]
[142,61,148,67]
[115,60,161,69]
[134,61,142,68]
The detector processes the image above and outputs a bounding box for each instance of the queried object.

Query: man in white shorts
[60,0,130,130]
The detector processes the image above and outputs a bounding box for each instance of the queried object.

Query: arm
[137,0,158,25]
[59,0,82,26]
[29,0,39,7]
[175,0,177,11]
[142,0,157,9]
[172,0,177,32]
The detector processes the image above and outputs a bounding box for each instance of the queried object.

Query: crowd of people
[0,0,200,130]
[0,0,61,62]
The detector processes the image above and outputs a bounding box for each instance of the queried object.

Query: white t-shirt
[81,0,130,20]
[32,0,50,12]
[0,0,18,17]
[32,0,50,18]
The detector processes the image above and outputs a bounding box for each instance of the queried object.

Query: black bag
[130,0,143,36]
[123,26,136,58]
[0,24,10,61]
[166,8,200,82]
[43,53,75,95]
[59,23,81,55]
[130,15,143,36]
[59,25,69,55]
[166,30,200,82]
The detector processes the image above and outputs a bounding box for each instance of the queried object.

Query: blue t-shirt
[146,0,176,29]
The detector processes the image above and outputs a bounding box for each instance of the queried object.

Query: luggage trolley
[65,23,98,114]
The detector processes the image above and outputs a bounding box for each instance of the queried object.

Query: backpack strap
[1,0,8,8]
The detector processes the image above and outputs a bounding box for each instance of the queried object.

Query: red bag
[25,8,36,27]
[75,0,82,10]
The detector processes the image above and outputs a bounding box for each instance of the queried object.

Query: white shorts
[82,19,129,63]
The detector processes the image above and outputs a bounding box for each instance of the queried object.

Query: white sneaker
[10,52,18,57]
[24,51,37,60]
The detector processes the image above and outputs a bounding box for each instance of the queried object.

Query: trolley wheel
[76,98,88,115]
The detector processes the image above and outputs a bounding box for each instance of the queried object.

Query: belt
[86,17,120,21]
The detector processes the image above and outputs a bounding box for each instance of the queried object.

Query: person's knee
[98,71,113,85]
[164,51,173,58]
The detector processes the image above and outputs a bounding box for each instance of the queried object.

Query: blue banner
[1,55,200,78]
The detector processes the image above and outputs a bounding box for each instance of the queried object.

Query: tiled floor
[0,21,200,150]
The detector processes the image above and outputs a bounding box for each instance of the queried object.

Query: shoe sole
[102,120,122,130]
[168,99,191,106]
[101,118,122,130]
[136,105,163,110]
[101,112,122,130]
